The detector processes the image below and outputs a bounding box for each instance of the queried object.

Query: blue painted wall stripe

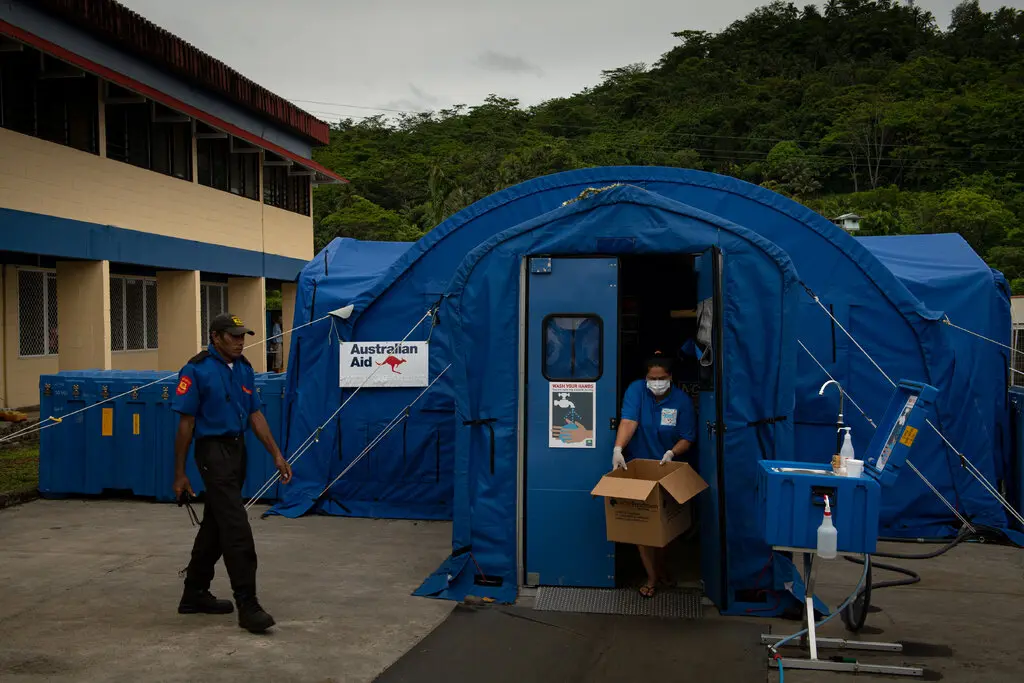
[0,208,307,281]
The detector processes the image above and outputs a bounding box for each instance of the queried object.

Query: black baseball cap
[210,312,255,336]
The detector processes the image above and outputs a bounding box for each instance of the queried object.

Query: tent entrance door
[695,246,728,610]
[524,256,619,587]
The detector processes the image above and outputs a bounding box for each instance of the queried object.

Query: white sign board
[339,342,429,388]
[549,382,596,449]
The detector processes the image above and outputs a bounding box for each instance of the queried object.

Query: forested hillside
[310,0,1024,290]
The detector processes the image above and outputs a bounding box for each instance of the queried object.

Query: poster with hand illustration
[549,382,596,449]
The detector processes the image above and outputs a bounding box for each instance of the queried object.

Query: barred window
[1013,328,1024,387]
[1,45,99,154]
[106,95,192,181]
[110,276,158,351]
[18,269,58,357]
[201,283,229,338]
[263,166,311,216]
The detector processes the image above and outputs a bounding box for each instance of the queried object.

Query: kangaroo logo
[377,356,407,374]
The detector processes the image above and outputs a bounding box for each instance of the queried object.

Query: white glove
[660,450,675,465]
[612,446,627,470]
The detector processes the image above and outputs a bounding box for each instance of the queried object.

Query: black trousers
[184,435,258,600]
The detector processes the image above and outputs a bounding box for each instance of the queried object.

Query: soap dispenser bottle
[839,427,855,473]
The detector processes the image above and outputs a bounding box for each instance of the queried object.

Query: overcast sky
[117,0,1022,121]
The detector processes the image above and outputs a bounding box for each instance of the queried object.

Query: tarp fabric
[270,167,1015,613]
[861,234,1012,495]
[269,236,454,520]
[413,184,802,610]
[339,167,1007,535]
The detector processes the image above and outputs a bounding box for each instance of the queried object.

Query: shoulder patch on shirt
[242,385,252,395]
[660,408,678,427]
[176,376,193,396]
[187,350,210,365]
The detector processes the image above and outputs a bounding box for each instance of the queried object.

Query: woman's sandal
[639,583,656,598]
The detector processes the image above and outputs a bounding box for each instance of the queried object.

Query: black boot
[178,587,234,614]
[237,596,275,633]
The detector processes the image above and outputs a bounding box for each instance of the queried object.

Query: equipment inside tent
[271,167,1017,615]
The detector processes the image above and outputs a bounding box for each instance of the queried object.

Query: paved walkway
[0,500,454,683]
[2,499,1022,682]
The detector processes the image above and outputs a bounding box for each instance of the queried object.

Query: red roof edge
[31,0,331,146]
[1,19,347,184]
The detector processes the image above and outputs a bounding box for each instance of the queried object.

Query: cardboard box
[590,459,709,547]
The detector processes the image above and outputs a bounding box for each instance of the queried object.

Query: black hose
[870,527,972,560]
[844,556,921,589]
[838,526,973,632]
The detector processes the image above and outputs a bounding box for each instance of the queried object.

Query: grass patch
[0,444,39,494]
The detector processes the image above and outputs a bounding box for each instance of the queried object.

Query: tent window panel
[543,315,603,381]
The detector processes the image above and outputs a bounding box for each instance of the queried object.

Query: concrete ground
[0,499,454,683]
[753,539,1024,682]
[2,500,1022,682]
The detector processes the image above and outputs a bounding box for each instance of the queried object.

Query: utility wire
[315,364,453,500]
[244,309,436,510]
[797,339,877,429]
[798,339,974,534]
[290,95,1024,155]
[803,286,1020,528]
[0,315,332,445]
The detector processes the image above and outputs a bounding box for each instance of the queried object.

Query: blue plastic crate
[37,369,287,504]
[757,460,881,554]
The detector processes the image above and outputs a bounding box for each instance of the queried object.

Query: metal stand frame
[761,547,924,678]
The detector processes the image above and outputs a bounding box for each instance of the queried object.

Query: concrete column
[56,260,112,371]
[96,79,107,158]
[227,276,267,372]
[157,270,201,370]
[0,266,7,408]
[281,282,297,373]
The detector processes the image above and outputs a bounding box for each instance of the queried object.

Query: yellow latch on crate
[101,408,113,437]
[133,413,140,436]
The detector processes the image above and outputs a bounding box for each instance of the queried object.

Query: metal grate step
[533,586,704,619]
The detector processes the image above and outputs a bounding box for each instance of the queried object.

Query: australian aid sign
[339,341,429,388]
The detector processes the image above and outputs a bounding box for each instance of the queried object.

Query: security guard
[171,312,292,633]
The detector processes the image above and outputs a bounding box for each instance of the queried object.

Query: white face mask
[647,379,671,395]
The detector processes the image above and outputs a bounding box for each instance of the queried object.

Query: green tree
[762,141,822,198]
[314,188,421,252]
[931,188,1015,255]
[307,0,1024,278]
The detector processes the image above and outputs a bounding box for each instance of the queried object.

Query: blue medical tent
[860,234,1013,493]
[274,237,452,520]
[273,167,1015,615]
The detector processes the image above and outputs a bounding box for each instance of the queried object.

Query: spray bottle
[817,495,837,560]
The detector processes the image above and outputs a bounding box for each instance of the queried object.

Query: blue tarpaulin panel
[861,233,1012,503]
[272,167,1016,614]
[268,236,453,520]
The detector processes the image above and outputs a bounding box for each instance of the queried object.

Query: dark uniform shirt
[171,344,261,438]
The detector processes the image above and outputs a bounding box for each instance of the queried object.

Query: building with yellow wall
[0,0,344,409]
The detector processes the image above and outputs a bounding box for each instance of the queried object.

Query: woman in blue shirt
[611,351,697,597]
